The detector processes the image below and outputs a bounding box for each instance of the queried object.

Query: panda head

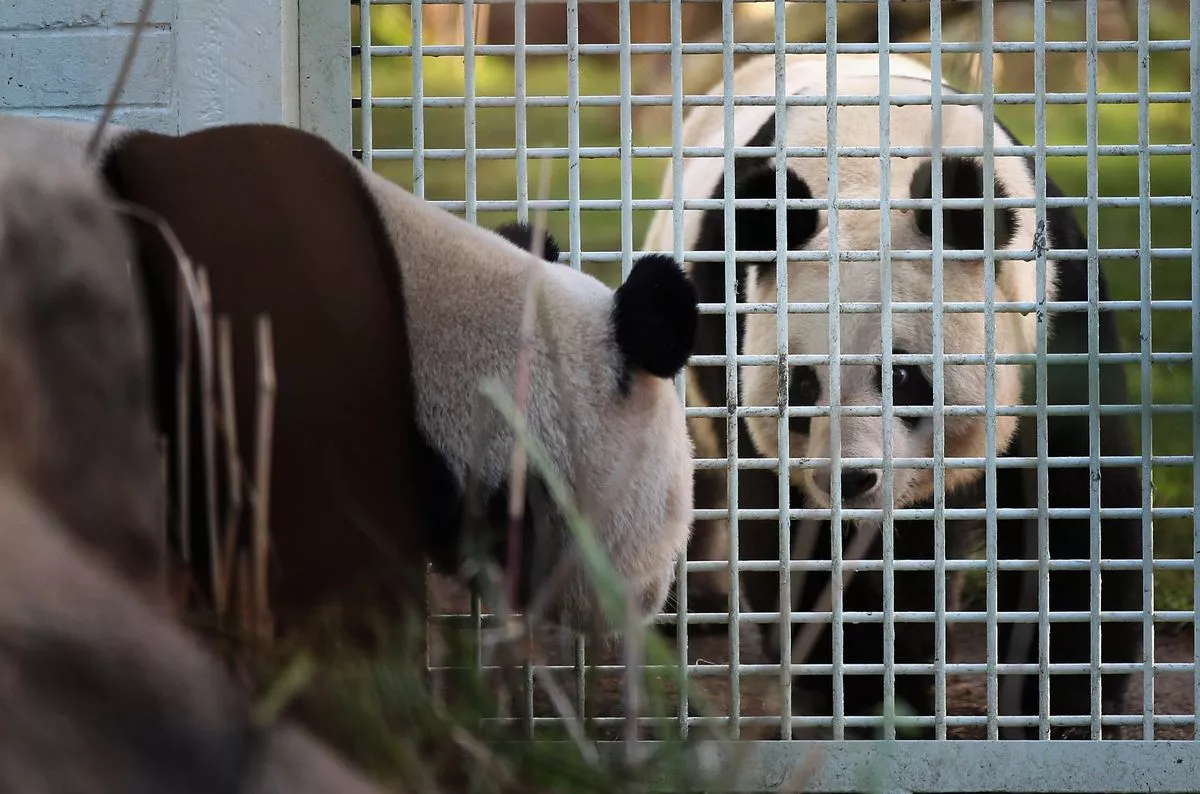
[353,175,700,637]
[727,68,1049,511]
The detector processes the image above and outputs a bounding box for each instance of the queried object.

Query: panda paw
[612,254,698,381]
[493,221,561,263]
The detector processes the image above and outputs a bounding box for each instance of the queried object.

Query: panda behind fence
[640,52,1144,741]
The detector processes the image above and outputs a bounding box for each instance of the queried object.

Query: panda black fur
[493,222,562,265]
[642,53,1143,739]
[2,115,699,639]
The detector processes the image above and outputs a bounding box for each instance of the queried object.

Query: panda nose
[840,470,879,500]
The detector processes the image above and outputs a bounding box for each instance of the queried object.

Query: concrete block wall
[0,0,350,150]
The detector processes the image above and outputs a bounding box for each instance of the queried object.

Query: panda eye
[789,366,821,406]
[788,365,821,437]
[888,364,933,409]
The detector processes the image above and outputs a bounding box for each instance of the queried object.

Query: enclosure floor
[427,574,1195,742]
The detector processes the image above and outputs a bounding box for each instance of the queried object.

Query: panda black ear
[612,254,698,381]
[493,221,562,263]
[910,157,1017,253]
[731,162,819,271]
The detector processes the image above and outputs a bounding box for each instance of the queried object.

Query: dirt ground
[426,573,1195,742]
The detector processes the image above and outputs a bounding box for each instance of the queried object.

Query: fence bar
[771,0,793,741]
[1135,0,1156,743]
[566,0,582,269]
[693,506,1193,522]
[517,0,535,724]
[669,0,689,740]
[618,0,633,280]
[929,0,949,743]
[1191,0,1200,745]
[980,0,1000,742]
[409,0,425,194]
[1033,0,1052,742]
[359,0,374,168]
[719,0,742,737]
[1084,0,1104,741]
[823,0,846,742]
[463,0,478,223]
[514,0,529,223]
[567,0,587,721]
[365,138,1194,160]
[361,39,1195,56]
[875,0,897,742]
[432,660,1196,678]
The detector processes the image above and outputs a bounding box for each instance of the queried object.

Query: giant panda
[641,53,1143,740]
[0,114,699,642]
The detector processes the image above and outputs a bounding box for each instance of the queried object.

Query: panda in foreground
[641,53,1143,739]
[2,114,698,640]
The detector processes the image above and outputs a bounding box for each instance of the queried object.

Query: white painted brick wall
[1,0,178,132]
[0,0,349,148]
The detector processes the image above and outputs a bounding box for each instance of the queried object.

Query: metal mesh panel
[351,0,1200,789]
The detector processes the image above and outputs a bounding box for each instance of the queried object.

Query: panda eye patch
[891,365,933,406]
[789,366,821,406]
[875,356,933,425]
[788,365,821,437]
[908,157,1017,253]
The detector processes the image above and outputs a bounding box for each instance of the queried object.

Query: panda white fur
[355,166,699,637]
[0,114,698,639]
[642,53,1142,739]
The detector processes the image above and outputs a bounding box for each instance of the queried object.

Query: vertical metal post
[410,0,426,196]
[462,0,477,224]
[719,0,741,737]
[929,0,949,744]
[514,0,529,224]
[1135,0,1156,743]
[359,0,374,169]
[980,0,1000,743]
[772,0,793,740]
[876,0,897,741]
[618,0,633,281]
[1190,0,1200,747]
[1084,0,1104,741]
[566,0,582,270]
[823,0,846,742]
[669,0,690,740]
[1032,0,1053,742]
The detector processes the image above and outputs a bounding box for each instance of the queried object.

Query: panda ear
[731,162,819,271]
[493,221,561,263]
[611,254,698,381]
[910,157,1017,253]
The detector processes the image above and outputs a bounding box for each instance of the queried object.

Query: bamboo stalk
[216,316,245,615]
[195,269,223,614]
[251,316,278,641]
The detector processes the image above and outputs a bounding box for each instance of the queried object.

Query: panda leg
[1019,270,1143,739]
[681,467,736,636]
[996,454,1039,739]
[882,517,938,739]
[995,400,1142,740]
[779,518,936,740]
[1038,418,1142,739]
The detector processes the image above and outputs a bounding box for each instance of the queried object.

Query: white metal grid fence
[351,0,1199,790]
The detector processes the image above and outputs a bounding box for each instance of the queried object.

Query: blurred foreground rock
[0,119,390,794]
